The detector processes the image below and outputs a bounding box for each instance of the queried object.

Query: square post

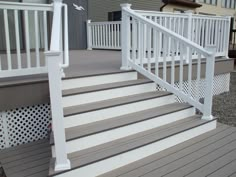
[223,16,231,58]
[120,3,132,70]
[87,19,92,50]
[202,46,216,120]
[184,11,193,63]
[45,51,71,171]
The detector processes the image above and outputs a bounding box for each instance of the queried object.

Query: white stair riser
[62,83,156,107]
[52,107,195,156]
[55,121,217,177]
[62,72,138,90]
[64,95,175,128]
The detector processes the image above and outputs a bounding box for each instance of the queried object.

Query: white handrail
[135,10,231,58]
[121,4,216,120]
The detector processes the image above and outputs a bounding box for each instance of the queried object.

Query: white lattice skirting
[0,73,231,149]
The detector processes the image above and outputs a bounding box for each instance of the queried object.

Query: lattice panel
[0,104,51,149]
[157,73,230,102]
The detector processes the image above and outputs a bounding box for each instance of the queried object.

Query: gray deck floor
[1,124,236,177]
[0,50,122,84]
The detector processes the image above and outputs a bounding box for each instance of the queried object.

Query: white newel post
[120,3,131,70]
[87,19,92,50]
[185,11,192,63]
[202,46,216,121]
[45,52,71,171]
[45,0,71,171]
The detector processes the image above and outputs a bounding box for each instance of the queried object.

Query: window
[221,0,236,8]
[199,0,217,5]
[108,11,121,21]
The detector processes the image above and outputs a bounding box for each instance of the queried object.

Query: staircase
[48,71,216,177]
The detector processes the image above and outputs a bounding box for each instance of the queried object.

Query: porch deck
[1,123,236,177]
[0,50,123,85]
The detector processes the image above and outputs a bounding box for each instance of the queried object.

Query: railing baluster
[24,10,31,68]
[147,25,151,72]
[132,19,136,63]
[155,30,160,77]
[188,47,192,97]
[34,11,40,67]
[171,38,175,86]
[138,21,141,64]
[118,23,120,47]
[43,11,48,51]
[14,9,22,69]
[196,53,201,101]
[3,9,12,70]
[179,43,184,91]
[111,24,114,48]
[142,23,146,68]
[163,34,167,81]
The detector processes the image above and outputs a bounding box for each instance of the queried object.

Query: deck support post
[120,3,132,70]
[87,19,92,50]
[202,46,216,121]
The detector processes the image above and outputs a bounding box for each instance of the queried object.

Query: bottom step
[49,117,217,177]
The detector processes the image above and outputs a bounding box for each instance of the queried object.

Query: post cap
[53,0,63,3]
[184,10,193,14]
[120,3,132,8]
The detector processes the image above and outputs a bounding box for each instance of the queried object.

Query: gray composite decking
[1,124,236,177]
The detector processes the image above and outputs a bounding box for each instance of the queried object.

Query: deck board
[1,124,236,177]
[0,138,51,177]
[100,124,236,177]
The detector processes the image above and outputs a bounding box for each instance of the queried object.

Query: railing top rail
[89,21,121,25]
[135,10,188,18]
[124,7,212,57]
[0,1,53,11]
[135,9,230,20]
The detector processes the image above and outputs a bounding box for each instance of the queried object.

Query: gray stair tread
[64,91,172,116]
[49,116,214,176]
[99,123,236,177]
[0,139,51,177]
[63,102,192,142]
[62,79,152,96]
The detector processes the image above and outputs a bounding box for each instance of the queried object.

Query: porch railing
[87,20,121,50]
[134,10,231,58]
[0,1,51,78]
[121,4,216,120]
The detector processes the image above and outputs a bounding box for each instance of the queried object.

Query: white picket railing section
[135,10,231,58]
[121,4,216,120]
[0,1,69,78]
[87,20,121,50]
[0,1,51,78]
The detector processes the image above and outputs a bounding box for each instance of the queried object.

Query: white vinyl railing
[136,10,231,58]
[87,20,121,50]
[0,1,52,78]
[121,4,216,120]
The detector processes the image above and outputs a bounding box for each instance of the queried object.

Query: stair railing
[135,10,231,58]
[45,0,70,171]
[121,4,216,120]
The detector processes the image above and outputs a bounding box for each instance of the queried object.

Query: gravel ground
[213,71,236,127]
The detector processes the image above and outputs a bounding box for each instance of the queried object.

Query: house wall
[88,0,163,22]
[161,0,236,28]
